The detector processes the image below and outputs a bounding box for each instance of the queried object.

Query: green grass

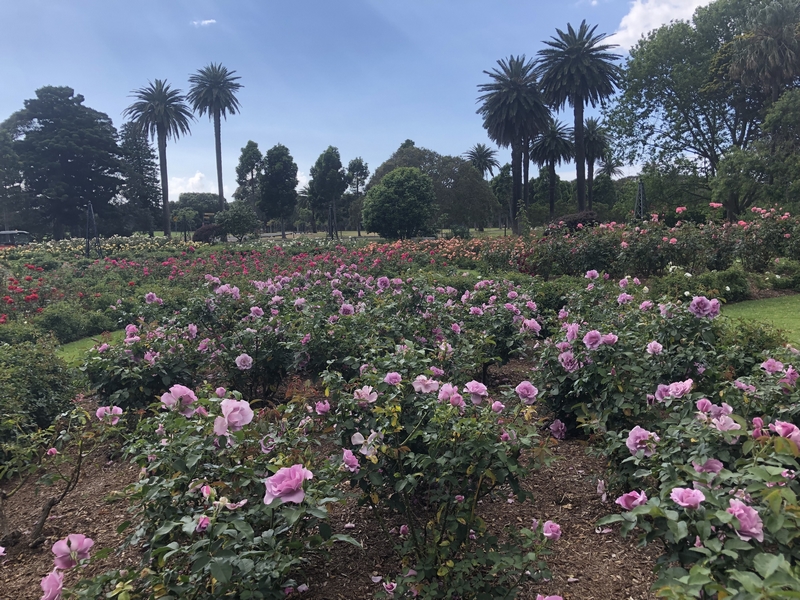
[57,329,125,366]
[723,295,800,347]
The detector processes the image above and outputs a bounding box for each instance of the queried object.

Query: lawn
[56,329,125,366]
[723,294,800,346]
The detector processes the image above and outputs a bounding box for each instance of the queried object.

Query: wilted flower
[40,570,63,600]
[52,534,94,569]
[550,419,566,439]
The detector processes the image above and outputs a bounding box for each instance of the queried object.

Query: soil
[0,360,662,599]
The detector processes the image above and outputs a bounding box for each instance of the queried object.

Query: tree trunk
[214,110,225,212]
[574,99,586,212]
[281,218,286,239]
[587,157,595,211]
[523,140,530,207]
[157,129,171,237]
[510,142,522,235]
[548,161,557,220]
[311,207,317,233]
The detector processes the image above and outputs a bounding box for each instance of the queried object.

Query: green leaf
[153,521,178,539]
[116,520,131,534]
[753,553,784,579]
[210,559,232,584]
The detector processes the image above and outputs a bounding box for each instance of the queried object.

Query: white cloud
[191,19,216,27]
[608,0,713,49]
[296,170,309,190]
[169,171,213,202]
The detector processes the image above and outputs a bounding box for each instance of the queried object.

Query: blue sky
[0,0,712,201]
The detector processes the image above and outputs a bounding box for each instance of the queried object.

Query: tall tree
[536,21,621,212]
[235,140,263,207]
[2,86,123,239]
[187,63,243,211]
[362,167,437,240]
[123,79,193,237]
[583,118,610,210]
[346,157,370,236]
[463,143,501,178]
[729,0,800,105]
[0,130,22,230]
[259,143,299,239]
[308,146,348,239]
[477,55,549,233]
[596,150,625,179]
[119,121,161,236]
[530,118,574,219]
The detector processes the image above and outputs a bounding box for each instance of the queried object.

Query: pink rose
[582,330,603,350]
[263,464,314,505]
[214,398,254,436]
[464,380,488,405]
[52,533,94,569]
[95,405,122,425]
[342,449,359,473]
[727,499,764,542]
[615,490,648,510]
[646,341,663,355]
[670,487,705,509]
[692,458,724,474]
[543,520,561,541]
[235,353,254,370]
[314,400,330,415]
[384,372,402,385]
[515,381,538,404]
[160,384,198,416]
[626,426,659,456]
[491,401,505,413]
[40,570,63,600]
[412,375,440,394]
[195,515,211,533]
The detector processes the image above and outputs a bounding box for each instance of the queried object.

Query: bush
[0,339,76,444]
[36,302,116,344]
[192,224,223,243]
[362,167,437,239]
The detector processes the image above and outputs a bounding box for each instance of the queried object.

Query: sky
[0,0,714,202]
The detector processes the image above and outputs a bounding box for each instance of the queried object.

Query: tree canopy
[1,86,123,239]
[362,167,437,239]
[259,143,298,238]
[308,146,348,238]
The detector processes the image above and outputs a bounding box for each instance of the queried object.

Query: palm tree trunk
[587,157,595,211]
[157,129,171,238]
[574,99,586,212]
[214,110,225,212]
[523,139,530,207]
[281,218,286,239]
[548,160,556,220]
[511,143,522,235]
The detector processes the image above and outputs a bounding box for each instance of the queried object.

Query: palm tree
[188,63,243,211]
[596,150,625,179]
[530,118,574,220]
[123,80,194,237]
[536,21,621,212]
[463,143,501,178]
[583,118,610,210]
[477,55,549,233]
[730,0,800,105]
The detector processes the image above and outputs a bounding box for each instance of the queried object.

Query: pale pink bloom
[40,570,63,600]
[412,375,440,394]
[46,447,58,456]
[640,300,653,311]
[543,521,561,540]
[96,343,109,353]
[215,387,226,397]
[626,426,659,456]
[52,533,94,569]
[585,270,599,280]
[95,406,122,425]
[670,487,705,509]
[565,322,580,342]
[449,393,466,411]
[536,595,563,600]
[615,490,648,510]
[696,398,713,413]
[522,318,541,333]
[727,499,764,542]
[676,206,686,214]
[195,515,211,533]
[491,401,505,413]
[602,333,618,345]
[339,303,354,316]
[646,341,663,355]
[558,351,581,373]
[583,330,603,350]
[515,381,538,404]
[619,278,628,289]
[770,420,800,447]
[464,380,488,405]
[451,322,461,334]
[711,415,741,432]
[761,358,784,374]
[213,399,254,436]
[692,459,724,474]
[235,353,254,370]
[437,383,457,402]
[314,400,330,415]
[617,293,634,304]
[161,385,197,417]
[353,385,378,403]
[668,379,693,398]
[201,485,213,498]
[263,464,313,505]
[342,449,360,473]
[384,372,402,385]
[689,296,720,318]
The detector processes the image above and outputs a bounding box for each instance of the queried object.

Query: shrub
[36,302,115,344]
[192,224,223,243]
[362,167,437,239]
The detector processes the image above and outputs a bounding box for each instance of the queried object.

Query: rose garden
[0,206,798,599]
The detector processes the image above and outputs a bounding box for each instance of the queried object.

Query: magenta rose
[670,487,705,509]
[52,533,94,569]
[263,464,313,505]
[615,490,648,510]
[727,499,764,542]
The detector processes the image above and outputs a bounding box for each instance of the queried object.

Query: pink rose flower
[40,570,63,600]
[160,384,198,416]
[626,426,659,456]
[412,375,440,394]
[543,520,561,541]
[195,515,211,533]
[263,464,313,505]
[760,358,784,374]
[353,385,378,403]
[585,270,599,280]
[95,405,122,425]
[550,419,566,439]
[491,401,505,413]
[582,330,603,350]
[615,490,648,510]
[646,341,663,355]
[464,380,488,405]
[536,595,563,600]
[342,449,360,473]
[602,333,618,345]
[727,499,764,542]
[384,372,402,385]
[314,400,330,415]
[52,533,94,569]
[235,353,254,370]
[565,322,580,341]
[670,487,705,509]
[515,381,538,404]
[213,398,255,437]
[696,398,713,413]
